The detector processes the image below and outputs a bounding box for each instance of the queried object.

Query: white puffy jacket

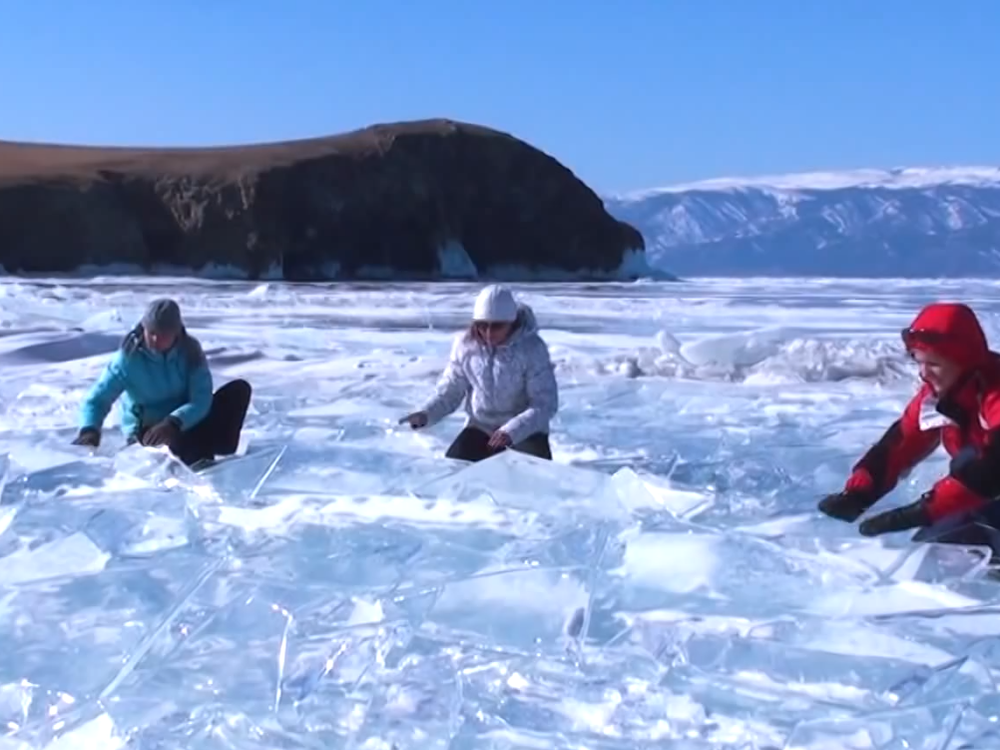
[421,304,559,444]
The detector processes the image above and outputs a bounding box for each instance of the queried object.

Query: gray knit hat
[141,298,183,334]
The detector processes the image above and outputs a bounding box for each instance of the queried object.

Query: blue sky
[2,1,997,193]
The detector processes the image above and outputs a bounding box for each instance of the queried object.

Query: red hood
[904,302,992,371]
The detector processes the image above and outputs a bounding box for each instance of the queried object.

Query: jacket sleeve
[422,336,470,426]
[79,351,129,431]
[851,388,941,499]
[169,359,214,430]
[925,388,1000,521]
[500,338,559,445]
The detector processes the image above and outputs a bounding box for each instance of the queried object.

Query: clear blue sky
[2,1,997,194]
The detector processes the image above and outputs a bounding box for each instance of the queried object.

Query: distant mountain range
[604,167,1000,277]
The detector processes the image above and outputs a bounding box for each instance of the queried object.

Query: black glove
[818,490,877,523]
[72,428,101,448]
[141,417,181,447]
[859,497,931,537]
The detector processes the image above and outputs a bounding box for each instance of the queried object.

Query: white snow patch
[613,166,1000,201]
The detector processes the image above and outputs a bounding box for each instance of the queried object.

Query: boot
[818,490,877,523]
[859,500,930,537]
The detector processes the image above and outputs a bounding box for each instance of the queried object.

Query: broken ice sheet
[885,653,993,709]
[256,442,459,498]
[118,705,345,750]
[340,651,464,750]
[0,505,16,538]
[0,532,109,586]
[807,576,986,620]
[299,491,541,536]
[0,680,34,732]
[610,466,713,519]
[209,495,306,537]
[0,559,208,719]
[945,693,1000,749]
[5,457,116,501]
[108,592,400,741]
[458,649,780,747]
[668,632,988,717]
[0,441,104,480]
[276,606,412,734]
[106,575,309,719]
[907,542,994,583]
[276,632,396,736]
[605,527,873,619]
[410,450,630,522]
[81,489,197,558]
[110,443,216,501]
[34,712,125,750]
[191,445,286,503]
[741,612,961,670]
[228,519,492,589]
[784,697,969,750]
[424,567,590,652]
[492,519,618,572]
[465,657,624,741]
[824,537,992,585]
[120,515,190,556]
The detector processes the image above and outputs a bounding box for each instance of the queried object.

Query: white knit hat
[472,284,518,323]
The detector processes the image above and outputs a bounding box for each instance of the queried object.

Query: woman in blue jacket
[72,298,252,468]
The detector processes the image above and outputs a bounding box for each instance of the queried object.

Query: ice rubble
[1,439,1000,750]
[5,277,1000,748]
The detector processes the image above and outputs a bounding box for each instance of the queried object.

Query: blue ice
[2,277,1000,747]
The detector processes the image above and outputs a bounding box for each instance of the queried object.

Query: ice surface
[4,277,1000,748]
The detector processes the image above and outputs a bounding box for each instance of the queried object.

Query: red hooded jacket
[847,302,1000,522]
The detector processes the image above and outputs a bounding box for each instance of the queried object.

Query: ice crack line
[97,555,230,703]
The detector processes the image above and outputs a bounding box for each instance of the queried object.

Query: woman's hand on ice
[399,412,429,429]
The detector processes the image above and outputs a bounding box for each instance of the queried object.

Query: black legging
[139,379,252,466]
[445,425,552,463]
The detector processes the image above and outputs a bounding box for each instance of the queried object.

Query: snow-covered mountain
[604,167,1000,277]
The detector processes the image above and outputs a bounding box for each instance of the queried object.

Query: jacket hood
[903,302,991,371]
[465,303,540,346]
[122,322,205,367]
[512,303,539,338]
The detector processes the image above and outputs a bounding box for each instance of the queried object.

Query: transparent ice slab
[784,698,971,750]
[253,441,463,498]
[0,555,211,730]
[422,566,592,653]
[410,449,633,523]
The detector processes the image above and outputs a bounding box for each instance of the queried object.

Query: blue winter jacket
[79,325,213,437]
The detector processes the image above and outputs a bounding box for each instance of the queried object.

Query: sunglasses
[474,321,511,332]
[901,327,949,348]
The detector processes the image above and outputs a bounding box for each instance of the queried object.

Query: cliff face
[0,119,647,281]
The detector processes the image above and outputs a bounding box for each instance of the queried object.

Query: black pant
[445,426,552,463]
[912,501,1000,564]
[140,379,252,466]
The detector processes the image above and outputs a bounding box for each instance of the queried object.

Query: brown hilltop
[0,118,647,280]
[0,120,498,183]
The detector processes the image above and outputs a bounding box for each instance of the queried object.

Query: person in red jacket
[818,302,1000,541]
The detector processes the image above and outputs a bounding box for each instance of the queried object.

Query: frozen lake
[3,275,1000,748]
